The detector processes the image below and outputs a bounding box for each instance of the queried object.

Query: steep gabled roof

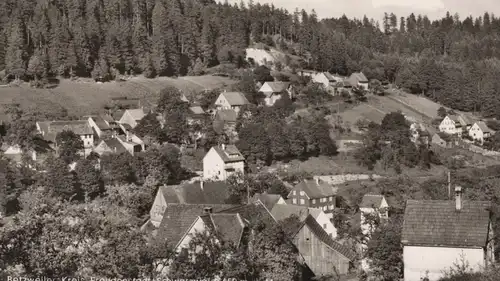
[251,193,284,211]
[402,200,491,248]
[262,82,291,93]
[293,180,338,199]
[189,106,205,115]
[38,120,93,142]
[160,181,231,204]
[476,121,493,133]
[270,204,321,222]
[124,108,145,121]
[211,145,245,163]
[220,92,250,106]
[154,204,239,249]
[359,194,385,209]
[284,214,356,261]
[217,201,276,228]
[201,213,246,247]
[100,138,128,154]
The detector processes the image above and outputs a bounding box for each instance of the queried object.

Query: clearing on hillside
[0,75,236,117]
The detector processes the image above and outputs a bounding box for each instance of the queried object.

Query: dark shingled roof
[261,82,290,95]
[402,200,491,247]
[285,215,356,261]
[217,201,276,229]
[201,213,246,247]
[160,181,231,204]
[38,120,93,142]
[270,204,321,222]
[155,204,239,249]
[101,138,128,154]
[211,145,245,163]
[112,110,125,121]
[220,92,250,106]
[292,179,338,199]
[359,194,385,209]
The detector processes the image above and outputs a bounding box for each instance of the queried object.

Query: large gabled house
[36,120,94,149]
[203,144,245,181]
[94,137,129,156]
[287,179,338,215]
[258,81,293,106]
[214,91,250,114]
[401,186,494,281]
[438,114,472,136]
[347,72,369,90]
[359,194,389,238]
[469,121,494,144]
[311,72,343,89]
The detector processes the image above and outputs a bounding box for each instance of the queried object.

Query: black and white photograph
[0,0,499,280]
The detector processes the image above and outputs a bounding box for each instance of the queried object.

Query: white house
[203,144,245,181]
[270,204,338,239]
[401,186,494,281]
[359,194,389,238]
[311,72,344,89]
[118,108,145,130]
[438,114,472,136]
[469,121,494,144]
[86,115,122,138]
[214,91,250,114]
[258,81,293,106]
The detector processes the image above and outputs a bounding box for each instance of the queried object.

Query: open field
[385,89,442,119]
[0,75,236,117]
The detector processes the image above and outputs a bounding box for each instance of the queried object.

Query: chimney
[455,186,462,211]
[203,207,213,214]
[221,144,225,150]
[200,181,204,190]
[315,177,320,185]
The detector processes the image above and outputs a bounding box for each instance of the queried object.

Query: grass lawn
[0,75,236,117]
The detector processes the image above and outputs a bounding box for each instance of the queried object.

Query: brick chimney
[455,186,462,211]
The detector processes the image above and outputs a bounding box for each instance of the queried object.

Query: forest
[1,0,500,116]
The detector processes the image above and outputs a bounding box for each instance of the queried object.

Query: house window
[300,199,305,205]
[329,197,333,201]
[299,191,305,196]
[292,198,297,204]
[312,199,316,204]
[293,190,297,195]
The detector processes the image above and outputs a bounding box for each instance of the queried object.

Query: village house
[347,72,369,90]
[431,133,452,148]
[213,109,237,136]
[359,194,389,238]
[469,121,494,144]
[401,186,494,281]
[118,108,146,130]
[36,120,95,149]
[251,193,287,211]
[438,114,472,136]
[147,181,233,227]
[287,179,338,216]
[203,144,245,181]
[94,138,129,156]
[86,115,123,138]
[258,81,294,106]
[270,204,338,239]
[311,72,343,89]
[214,91,250,114]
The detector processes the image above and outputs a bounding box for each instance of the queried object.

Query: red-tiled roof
[402,200,491,247]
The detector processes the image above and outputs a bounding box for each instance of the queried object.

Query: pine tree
[200,6,216,66]
[5,17,28,79]
[151,1,169,76]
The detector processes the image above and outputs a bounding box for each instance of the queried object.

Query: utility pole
[448,170,451,199]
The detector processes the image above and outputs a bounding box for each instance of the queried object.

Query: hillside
[0,75,236,117]
[245,46,305,67]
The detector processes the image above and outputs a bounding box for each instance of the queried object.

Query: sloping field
[0,75,236,117]
[339,103,386,125]
[385,89,441,119]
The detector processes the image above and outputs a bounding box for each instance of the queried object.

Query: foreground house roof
[200,213,246,247]
[37,120,93,142]
[159,181,231,204]
[402,200,491,248]
[154,204,238,248]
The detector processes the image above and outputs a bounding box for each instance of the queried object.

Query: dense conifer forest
[1,0,500,116]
